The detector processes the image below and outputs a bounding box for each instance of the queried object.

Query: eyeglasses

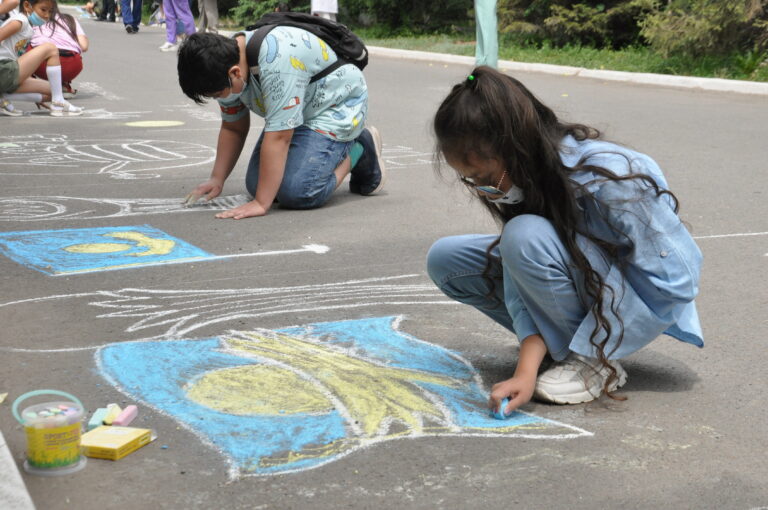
[459,171,507,196]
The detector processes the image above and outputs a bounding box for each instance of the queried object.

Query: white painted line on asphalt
[693,231,768,240]
[366,46,768,96]
[0,429,36,510]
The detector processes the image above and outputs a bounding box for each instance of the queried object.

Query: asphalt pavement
[1,12,767,510]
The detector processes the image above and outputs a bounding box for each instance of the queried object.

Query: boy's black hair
[178,33,240,105]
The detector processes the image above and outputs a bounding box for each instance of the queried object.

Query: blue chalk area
[100,338,347,475]
[99,317,548,475]
[0,225,212,275]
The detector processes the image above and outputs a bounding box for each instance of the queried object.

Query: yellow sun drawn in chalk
[64,232,175,257]
[186,331,460,438]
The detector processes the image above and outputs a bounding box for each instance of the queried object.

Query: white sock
[46,65,65,103]
[5,92,44,103]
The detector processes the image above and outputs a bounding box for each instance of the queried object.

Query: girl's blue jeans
[245,126,352,209]
[427,215,610,361]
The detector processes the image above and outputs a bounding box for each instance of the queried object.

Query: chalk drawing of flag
[98,316,591,478]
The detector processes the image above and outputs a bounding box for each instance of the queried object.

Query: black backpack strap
[309,59,349,84]
[243,25,277,82]
[244,25,351,85]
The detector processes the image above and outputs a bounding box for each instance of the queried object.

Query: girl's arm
[0,0,20,16]
[77,34,88,51]
[488,333,548,414]
[0,18,21,42]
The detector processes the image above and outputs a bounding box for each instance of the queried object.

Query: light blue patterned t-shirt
[217,27,368,142]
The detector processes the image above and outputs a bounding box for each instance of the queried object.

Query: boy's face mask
[222,75,246,101]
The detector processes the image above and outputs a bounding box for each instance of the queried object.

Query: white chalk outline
[0,275,458,353]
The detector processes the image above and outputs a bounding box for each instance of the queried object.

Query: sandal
[48,100,83,117]
[0,98,22,117]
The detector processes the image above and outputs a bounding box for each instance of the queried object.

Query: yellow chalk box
[80,426,152,460]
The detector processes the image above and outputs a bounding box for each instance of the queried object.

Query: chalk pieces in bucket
[490,398,514,420]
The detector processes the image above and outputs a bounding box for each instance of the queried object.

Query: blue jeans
[121,0,142,27]
[427,215,611,361]
[245,126,352,209]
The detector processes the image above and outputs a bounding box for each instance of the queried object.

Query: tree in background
[640,0,767,57]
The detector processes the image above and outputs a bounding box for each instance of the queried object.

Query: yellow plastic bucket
[12,390,87,476]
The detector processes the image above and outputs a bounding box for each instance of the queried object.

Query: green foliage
[340,0,472,33]
[498,0,657,48]
[543,3,610,47]
[640,0,768,57]
[734,46,768,76]
[229,0,310,28]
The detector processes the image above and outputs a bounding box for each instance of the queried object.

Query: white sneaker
[0,98,22,116]
[159,42,179,52]
[49,100,83,117]
[534,352,627,404]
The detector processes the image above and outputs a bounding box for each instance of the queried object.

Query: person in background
[0,0,82,116]
[0,0,18,112]
[158,0,194,51]
[196,0,216,33]
[30,1,88,98]
[120,0,141,33]
[96,0,115,22]
[310,0,336,21]
[474,0,497,68]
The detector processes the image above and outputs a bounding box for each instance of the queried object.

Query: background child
[428,66,703,415]
[30,1,88,98]
[158,0,194,51]
[0,0,82,115]
[177,30,385,219]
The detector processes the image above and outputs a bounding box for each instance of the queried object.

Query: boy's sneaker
[0,98,22,117]
[350,126,386,195]
[159,41,179,52]
[125,25,134,33]
[533,352,627,404]
[49,100,83,117]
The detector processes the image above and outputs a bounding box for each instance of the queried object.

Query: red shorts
[33,51,83,85]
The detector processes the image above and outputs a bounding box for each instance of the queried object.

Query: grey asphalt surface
[1,13,768,510]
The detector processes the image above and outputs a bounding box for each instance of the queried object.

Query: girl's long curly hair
[433,66,678,398]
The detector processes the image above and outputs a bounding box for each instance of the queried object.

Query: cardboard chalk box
[80,426,153,460]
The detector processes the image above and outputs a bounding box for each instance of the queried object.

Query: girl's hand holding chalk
[488,374,536,419]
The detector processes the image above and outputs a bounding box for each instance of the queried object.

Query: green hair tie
[467,74,475,81]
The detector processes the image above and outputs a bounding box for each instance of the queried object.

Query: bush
[340,0,472,33]
[640,0,768,57]
[498,0,658,49]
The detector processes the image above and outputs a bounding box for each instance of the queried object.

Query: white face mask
[222,76,246,101]
[487,185,525,205]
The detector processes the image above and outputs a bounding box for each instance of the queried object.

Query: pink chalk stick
[111,405,138,426]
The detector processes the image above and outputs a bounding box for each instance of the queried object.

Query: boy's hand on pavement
[184,178,223,207]
[215,200,267,220]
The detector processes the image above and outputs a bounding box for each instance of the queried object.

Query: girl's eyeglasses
[459,171,507,196]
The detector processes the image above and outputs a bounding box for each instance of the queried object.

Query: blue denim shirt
[554,136,704,359]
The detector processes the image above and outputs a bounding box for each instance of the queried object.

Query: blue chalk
[489,398,514,420]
